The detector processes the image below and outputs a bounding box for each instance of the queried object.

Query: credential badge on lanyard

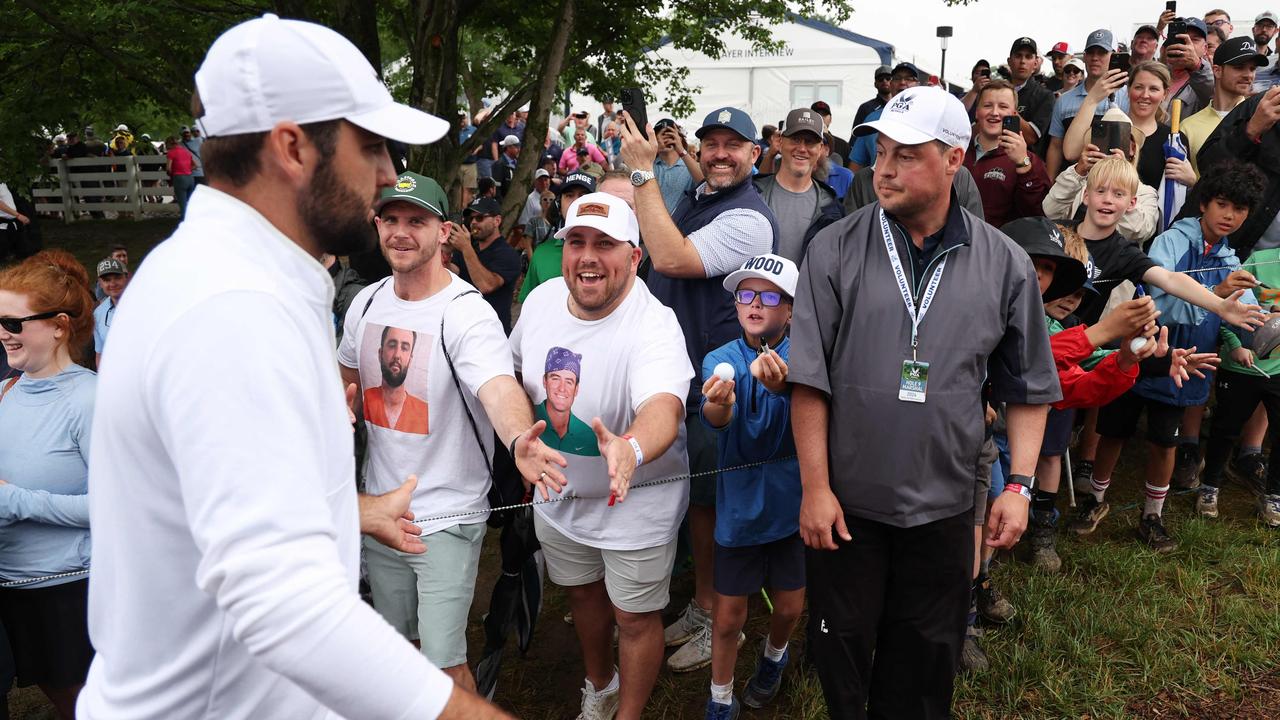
[879,209,946,403]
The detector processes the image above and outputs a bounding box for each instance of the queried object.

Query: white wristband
[623,434,644,468]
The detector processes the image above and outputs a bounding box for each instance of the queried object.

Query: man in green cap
[338,171,568,692]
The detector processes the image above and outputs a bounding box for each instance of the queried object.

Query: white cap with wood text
[194,14,449,144]
[853,85,971,149]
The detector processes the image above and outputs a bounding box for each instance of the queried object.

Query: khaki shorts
[457,162,479,190]
[975,436,998,526]
[533,511,677,614]
[362,521,486,668]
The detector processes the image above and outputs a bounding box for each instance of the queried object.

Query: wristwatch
[630,169,655,187]
[1015,155,1032,169]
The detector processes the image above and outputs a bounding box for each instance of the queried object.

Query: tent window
[790,82,842,109]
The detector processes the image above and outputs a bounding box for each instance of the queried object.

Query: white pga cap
[853,85,971,149]
[194,14,449,144]
[722,253,799,297]
[554,192,640,246]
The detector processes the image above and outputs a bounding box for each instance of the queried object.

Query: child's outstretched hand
[1169,346,1221,388]
[1118,324,1163,370]
[750,349,789,393]
[702,375,736,407]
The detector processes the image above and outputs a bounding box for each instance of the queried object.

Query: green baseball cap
[375,171,448,219]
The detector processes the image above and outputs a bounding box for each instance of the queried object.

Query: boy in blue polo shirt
[698,253,803,720]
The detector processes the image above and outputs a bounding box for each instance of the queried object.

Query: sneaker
[664,600,710,647]
[1171,444,1203,490]
[1068,494,1110,535]
[576,674,620,720]
[704,697,741,720]
[741,641,789,709]
[1196,486,1219,519]
[1231,453,1268,498]
[960,624,988,673]
[977,577,1015,624]
[1072,459,1095,494]
[1258,494,1280,528]
[1027,509,1062,573]
[668,623,744,673]
[1138,514,1177,553]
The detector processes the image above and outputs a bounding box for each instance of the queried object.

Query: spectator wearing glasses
[0,250,98,720]
[1205,9,1233,37]
[92,258,129,368]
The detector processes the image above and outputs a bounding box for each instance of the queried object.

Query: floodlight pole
[937,26,953,88]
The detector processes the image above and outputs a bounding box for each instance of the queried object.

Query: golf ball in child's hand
[713,362,735,382]
[1129,337,1150,354]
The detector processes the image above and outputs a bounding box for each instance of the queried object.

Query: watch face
[630,170,648,186]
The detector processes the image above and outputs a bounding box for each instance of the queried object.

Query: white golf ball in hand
[713,362,735,382]
[1129,337,1150,354]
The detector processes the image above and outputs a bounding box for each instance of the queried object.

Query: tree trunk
[499,0,576,235]
[408,0,465,201]
[332,0,382,73]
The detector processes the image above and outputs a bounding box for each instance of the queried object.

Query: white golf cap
[722,254,799,298]
[500,134,521,147]
[194,14,448,144]
[554,192,640,246]
[853,85,971,149]
[534,168,550,179]
[114,123,129,132]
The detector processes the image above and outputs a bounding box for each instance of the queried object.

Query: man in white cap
[510,191,693,720]
[789,85,1059,717]
[81,14,512,720]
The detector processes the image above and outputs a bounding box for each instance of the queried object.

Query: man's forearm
[634,181,705,277]
[791,384,832,491]
[477,375,535,447]
[624,393,684,461]
[1004,403,1049,476]
[459,246,504,293]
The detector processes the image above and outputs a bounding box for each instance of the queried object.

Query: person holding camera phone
[653,118,704,213]
[1006,37,1056,160]
[1158,17,1214,117]
[963,79,1051,228]
[1047,29,1131,180]
[960,59,993,115]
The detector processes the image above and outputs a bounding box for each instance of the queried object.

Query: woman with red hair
[0,250,97,719]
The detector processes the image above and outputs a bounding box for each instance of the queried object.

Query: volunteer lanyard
[879,208,947,361]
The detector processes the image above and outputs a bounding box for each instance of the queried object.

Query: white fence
[34,156,181,222]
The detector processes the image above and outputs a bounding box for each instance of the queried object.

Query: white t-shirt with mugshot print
[338,274,512,535]
[511,277,693,550]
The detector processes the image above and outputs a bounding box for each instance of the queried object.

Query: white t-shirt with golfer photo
[338,275,512,535]
[511,277,693,551]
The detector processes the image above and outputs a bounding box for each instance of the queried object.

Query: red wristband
[1004,483,1032,501]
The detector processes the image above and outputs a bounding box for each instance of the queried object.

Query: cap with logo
[783,108,825,140]
[559,172,596,195]
[875,65,893,78]
[1182,17,1209,39]
[1257,11,1279,26]
[500,135,521,147]
[1047,41,1071,57]
[464,196,502,218]
[194,14,448,144]
[722,254,800,297]
[696,106,757,142]
[1000,217,1087,301]
[96,258,128,278]
[1065,58,1086,73]
[1084,28,1116,52]
[1215,37,1271,67]
[554,192,640,246]
[853,85,972,149]
[375,171,448,219]
[1010,37,1038,55]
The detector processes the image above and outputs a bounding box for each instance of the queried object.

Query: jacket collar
[882,188,971,254]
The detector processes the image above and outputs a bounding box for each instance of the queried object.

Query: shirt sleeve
[787,228,843,395]
[443,293,515,396]
[629,305,694,413]
[0,485,89,527]
[337,284,376,369]
[490,245,524,284]
[1116,240,1158,284]
[1048,96,1067,138]
[687,208,775,277]
[147,292,454,720]
[851,133,875,166]
[986,250,1064,405]
[94,311,105,353]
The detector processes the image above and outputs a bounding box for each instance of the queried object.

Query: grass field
[6,218,1279,718]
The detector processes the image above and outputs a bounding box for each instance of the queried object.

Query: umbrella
[1160,99,1187,232]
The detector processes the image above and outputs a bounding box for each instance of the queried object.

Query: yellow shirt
[1181,102,1239,177]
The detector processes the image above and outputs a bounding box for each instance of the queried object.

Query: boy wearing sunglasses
[698,253,803,719]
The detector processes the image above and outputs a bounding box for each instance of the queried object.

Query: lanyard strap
[879,209,947,358]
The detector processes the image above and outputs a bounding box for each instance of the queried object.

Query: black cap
[1215,36,1271,67]
[1134,24,1159,39]
[810,100,833,116]
[558,172,596,195]
[1001,217,1087,301]
[891,62,918,78]
[464,196,502,217]
[1010,37,1038,55]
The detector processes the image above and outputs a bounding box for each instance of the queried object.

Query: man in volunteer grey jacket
[789,86,1059,719]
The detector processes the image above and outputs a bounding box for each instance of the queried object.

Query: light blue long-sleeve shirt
[0,363,94,587]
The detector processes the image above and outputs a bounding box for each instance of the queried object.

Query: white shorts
[533,512,677,614]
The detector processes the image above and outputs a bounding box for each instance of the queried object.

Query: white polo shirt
[80,187,453,720]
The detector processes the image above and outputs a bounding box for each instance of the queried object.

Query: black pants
[1204,369,1280,494]
[806,510,973,720]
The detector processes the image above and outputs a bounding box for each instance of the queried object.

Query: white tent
[571,14,895,144]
